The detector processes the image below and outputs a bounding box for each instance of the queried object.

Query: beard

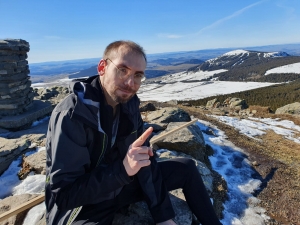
[111,85,136,104]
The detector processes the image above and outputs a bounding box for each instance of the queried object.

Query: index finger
[132,127,153,147]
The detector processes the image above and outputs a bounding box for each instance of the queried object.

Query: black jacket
[45,76,172,225]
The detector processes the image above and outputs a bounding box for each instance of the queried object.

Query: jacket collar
[69,75,140,131]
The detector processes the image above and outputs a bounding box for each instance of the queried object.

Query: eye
[134,73,145,79]
[119,67,128,75]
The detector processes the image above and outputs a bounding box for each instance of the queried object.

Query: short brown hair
[103,40,147,62]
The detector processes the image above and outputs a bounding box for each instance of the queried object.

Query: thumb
[132,127,153,147]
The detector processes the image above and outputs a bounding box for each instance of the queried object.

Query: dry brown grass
[248,105,300,126]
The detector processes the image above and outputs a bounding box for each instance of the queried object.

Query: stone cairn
[0,39,34,116]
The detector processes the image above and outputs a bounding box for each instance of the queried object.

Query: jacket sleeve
[47,109,132,210]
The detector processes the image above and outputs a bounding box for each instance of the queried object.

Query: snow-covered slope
[265,62,300,75]
[139,67,275,102]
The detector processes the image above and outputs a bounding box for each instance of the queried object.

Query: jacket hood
[67,75,140,132]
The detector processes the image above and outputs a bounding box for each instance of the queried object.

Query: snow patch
[265,62,300,75]
[263,51,289,58]
[138,80,276,102]
[13,174,45,195]
[22,202,46,225]
[222,50,249,57]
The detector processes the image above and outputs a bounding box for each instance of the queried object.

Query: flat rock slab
[0,100,52,130]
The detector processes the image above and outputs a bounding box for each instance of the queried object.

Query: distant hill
[69,58,204,79]
[29,58,99,76]
[69,66,97,79]
[188,50,300,82]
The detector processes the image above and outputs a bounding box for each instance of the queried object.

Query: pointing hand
[123,127,154,176]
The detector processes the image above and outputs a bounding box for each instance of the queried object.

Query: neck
[102,88,119,116]
[99,78,118,111]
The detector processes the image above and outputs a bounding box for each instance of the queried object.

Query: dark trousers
[74,158,222,225]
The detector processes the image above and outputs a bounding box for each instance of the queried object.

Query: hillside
[181,78,300,112]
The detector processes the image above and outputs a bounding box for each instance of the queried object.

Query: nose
[123,74,135,87]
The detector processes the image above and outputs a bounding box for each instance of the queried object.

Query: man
[45,40,222,225]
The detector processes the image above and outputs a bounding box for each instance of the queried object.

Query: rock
[0,119,48,175]
[275,102,300,115]
[203,128,217,136]
[211,108,227,116]
[144,123,165,132]
[139,102,156,112]
[206,98,219,108]
[164,100,178,105]
[181,102,192,106]
[223,97,232,106]
[145,107,191,128]
[0,138,31,175]
[152,122,208,164]
[18,150,46,179]
[229,98,248,109]
[34,86,69,107]
[113,193,192,225]
[0,194,38,225]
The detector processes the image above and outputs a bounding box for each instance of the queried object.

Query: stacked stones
[0,39,34,116]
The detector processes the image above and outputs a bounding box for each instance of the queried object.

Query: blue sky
[1,0,300,63]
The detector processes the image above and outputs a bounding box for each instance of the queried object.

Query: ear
[97,59,106,76]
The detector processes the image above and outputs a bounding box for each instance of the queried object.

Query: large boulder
[0,194,38,225]
[228,97,248,110]
[275,102,300,115]
[145,107,191,128]
[152,122,207,163]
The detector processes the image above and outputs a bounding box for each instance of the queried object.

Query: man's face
[98,46,146,106]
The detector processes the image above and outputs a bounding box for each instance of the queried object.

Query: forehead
[110,46,146,70]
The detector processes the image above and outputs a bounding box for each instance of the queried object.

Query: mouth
[117,87,135,95]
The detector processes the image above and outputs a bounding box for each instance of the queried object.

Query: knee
[180,158,197,173]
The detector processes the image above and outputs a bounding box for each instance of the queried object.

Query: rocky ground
[176,104,300,225]
[1,87,299,224]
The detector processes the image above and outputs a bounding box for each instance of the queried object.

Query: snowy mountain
[203,49,290,69]
[186,49,300,82]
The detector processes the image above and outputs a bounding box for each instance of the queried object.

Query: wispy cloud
[44,35,62,40]
[196,0,266,35]
[157,33,183,39]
